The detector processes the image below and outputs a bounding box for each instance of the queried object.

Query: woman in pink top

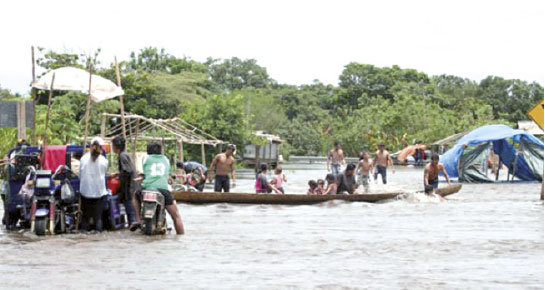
[270,167,287,194]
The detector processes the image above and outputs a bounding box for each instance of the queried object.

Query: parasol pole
[114,57,126,139]
[43,73,55,145]
[31,46,37,144]
[83,65,93,146]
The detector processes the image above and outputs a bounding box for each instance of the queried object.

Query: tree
[206,57,271,91]
[478,76,544,122]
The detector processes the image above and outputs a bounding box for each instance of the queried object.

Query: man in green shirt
[137,143,184,235]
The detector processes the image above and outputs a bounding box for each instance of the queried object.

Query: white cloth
[79,153,108,199]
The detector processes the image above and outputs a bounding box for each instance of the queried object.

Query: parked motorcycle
[28,168,57,235]
[51,165,79,234]
[140,188,167,235]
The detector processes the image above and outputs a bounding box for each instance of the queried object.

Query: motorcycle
[51,165,79,234]
[28,168,57,235]
[140,188,167,235]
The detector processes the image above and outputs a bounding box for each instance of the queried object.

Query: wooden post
[268,141,272,168]
[114,57,126,139]
[31,46,37,144]
[495,160,501,181]
[161,135,165,154]
[201,143,206,166]
[178,140,184,163]
[132,119,140,162]
[83,66,93,145]
[44,72,56,145]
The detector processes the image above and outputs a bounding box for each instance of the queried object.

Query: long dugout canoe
[173,184,462,205]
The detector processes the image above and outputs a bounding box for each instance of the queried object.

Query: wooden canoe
[173,184,462,205]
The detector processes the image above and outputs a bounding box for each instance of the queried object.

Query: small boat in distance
[173,184,462,205]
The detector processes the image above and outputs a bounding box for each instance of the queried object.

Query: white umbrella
[32,67,124,102]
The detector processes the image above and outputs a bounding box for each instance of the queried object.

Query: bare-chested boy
[356,151,373,193]
[372,144,394,184]
[424,153,450,192]
[208,144,237,192]
[327,141,346,176]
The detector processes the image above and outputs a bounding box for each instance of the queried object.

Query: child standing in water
[270,167,287,194]
[322,174,338,195]
[356,151,373,193]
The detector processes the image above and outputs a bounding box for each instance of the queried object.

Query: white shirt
[79,153,108,198]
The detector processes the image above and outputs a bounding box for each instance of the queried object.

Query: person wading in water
[424,153,451,192]
[372,144,394,184]
[327,141,346,176]
[356,151,373,193]
[208,144,237,192]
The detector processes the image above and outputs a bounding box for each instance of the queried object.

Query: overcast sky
[1,0,543,94]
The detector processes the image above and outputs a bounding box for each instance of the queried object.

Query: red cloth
[42,145,67,172]
[107,176,121,195]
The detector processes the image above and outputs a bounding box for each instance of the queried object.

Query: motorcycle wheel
[143,217,154,235]
[35,217,47,236]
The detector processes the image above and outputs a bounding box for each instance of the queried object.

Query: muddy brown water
[0,164,543,289]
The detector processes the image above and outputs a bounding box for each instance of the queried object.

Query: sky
[0,0,543,94]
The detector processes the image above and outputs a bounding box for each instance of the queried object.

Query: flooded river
[0,163,543,289]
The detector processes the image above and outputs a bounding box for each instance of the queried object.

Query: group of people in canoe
[204,141,451,196]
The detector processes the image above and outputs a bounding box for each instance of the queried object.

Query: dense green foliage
[0,47,542,160]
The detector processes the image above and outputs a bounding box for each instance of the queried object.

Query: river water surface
[0,163,543,289]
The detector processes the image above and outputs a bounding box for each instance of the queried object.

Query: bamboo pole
[31,46,37,144]
[44,73,56,145]
[114,57,126,139]
[83,65,93,145]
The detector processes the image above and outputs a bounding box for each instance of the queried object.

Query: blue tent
[440,124,544,182]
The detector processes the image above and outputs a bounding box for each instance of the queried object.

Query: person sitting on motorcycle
[136,143,184,235]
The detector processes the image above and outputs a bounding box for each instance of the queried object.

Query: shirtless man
[356,151,373,193]
[372,144,394,184]
[327,141,346,176]
[424,153,450,192]
[208,144,237,192]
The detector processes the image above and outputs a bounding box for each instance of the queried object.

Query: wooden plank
[17,100,26,140]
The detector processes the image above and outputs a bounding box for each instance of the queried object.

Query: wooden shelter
[100,113,224,166]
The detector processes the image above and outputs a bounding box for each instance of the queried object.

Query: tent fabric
[396,145,427,162]
[459,143,494,182]
[520,139,544,181]
[32,67,124,103]
[440,124,544,181]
